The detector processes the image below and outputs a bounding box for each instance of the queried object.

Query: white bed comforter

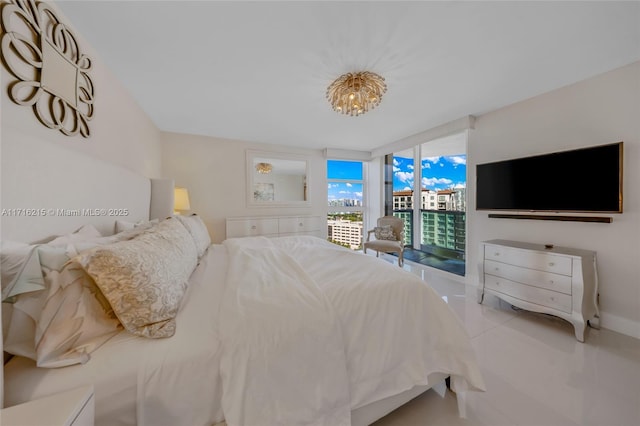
[220,236,485,426]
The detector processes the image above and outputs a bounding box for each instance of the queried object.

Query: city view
[327,156,467,262]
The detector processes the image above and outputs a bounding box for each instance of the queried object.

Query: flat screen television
[476,142,623,213]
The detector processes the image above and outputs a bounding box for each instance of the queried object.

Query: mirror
[246,150,309,207]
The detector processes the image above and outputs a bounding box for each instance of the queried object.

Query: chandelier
[326,71,387,116]
[255,162,273,174]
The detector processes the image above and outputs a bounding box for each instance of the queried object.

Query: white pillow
[47,224,102,246]
[175,214,211,258]
[115,218,160,234]
[3,245,122,367]
[114,220,136,233]
[1,241,44,302]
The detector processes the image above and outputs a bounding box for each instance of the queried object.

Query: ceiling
[57,1,640,153]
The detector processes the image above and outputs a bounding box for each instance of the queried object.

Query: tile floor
[369,253,640,426]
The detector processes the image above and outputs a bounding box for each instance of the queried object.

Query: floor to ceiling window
[384,133,467,275]
[327,160,365,250]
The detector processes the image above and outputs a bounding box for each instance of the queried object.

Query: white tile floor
[370,254,640,426]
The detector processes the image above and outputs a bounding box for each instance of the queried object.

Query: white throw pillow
[3,245,122,367]
[175,214,211,258]
[47,224,102,246]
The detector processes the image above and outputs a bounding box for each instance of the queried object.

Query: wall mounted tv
[476,142,623,213]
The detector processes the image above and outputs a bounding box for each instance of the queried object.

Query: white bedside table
[1,385,95,426]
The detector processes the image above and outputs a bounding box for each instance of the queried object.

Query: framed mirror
[246,150,310,207]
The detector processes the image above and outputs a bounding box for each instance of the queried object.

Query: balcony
[393,209,465,276]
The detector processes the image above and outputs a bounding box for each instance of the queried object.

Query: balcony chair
[363,216,405,266]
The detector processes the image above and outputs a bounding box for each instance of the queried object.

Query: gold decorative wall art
[1,0,94,137]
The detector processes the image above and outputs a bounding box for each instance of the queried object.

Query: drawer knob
[549,280,554,284]
[299,222,303,226]
[550,297,555,301]
[494,252,500,256]
[494,267,499,271]
[251,225,257,230]
[549,262,555,266]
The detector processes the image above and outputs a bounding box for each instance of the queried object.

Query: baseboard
[466,278,640,341]
[599,312,640,340]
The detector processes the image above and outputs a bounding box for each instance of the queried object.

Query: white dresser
[226,216,324,239]
[478,239,600,342]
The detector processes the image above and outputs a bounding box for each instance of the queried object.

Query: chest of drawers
[478,239,600,342]
[225,216,323,239]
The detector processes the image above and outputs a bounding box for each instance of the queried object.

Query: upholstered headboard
[1,139,172,243]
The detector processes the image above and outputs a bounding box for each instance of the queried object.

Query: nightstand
[1,385,94,426]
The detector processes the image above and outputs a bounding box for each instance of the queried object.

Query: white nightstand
[1,385,95,426]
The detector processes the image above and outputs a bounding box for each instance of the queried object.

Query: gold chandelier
[255,162,273,174]
[326,71,387,116]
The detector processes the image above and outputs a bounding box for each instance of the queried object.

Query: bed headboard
[0,138,172,243]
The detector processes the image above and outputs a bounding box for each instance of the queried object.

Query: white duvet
[220,236,485,426]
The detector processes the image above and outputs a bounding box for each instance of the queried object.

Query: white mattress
[4,245,229,426]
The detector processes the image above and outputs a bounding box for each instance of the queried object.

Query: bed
[3,230,485,425]
[1,150,484,425]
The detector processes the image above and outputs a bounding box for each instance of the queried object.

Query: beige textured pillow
[374,225,396,241]
[76,218,198,338]
[175,214,211,258]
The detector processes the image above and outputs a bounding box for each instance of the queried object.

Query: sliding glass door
[384,133,467,275]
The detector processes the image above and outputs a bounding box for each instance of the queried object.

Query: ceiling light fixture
[255,162,273,174]
[326,71,387,116]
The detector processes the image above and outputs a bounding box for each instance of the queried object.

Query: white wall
[161,132,327,243]
[0,1,163,408]
[467,61,640,338]
[0,2,162,180]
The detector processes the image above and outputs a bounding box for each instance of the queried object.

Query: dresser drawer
[485,244,572,276]
[278,216,322,234]
[485,275,572,313]
[226,218,279,238]
[484,260,572,295]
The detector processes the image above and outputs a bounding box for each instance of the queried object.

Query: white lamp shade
[174,187,191,212]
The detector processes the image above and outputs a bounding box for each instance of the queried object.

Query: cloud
[355,192,363,197]
[346,182,352,187]
[447,155,467,166]
[328,183,339,189]
[393,158,400,166]
[423,156,440,164]
[395,171,414,182]
[403,186,412,191]
[407,164,414,170]
[453,183,466,188]
[422,163,431,169]
[422,176,453,187]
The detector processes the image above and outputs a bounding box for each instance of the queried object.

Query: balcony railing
[393,209,466,260]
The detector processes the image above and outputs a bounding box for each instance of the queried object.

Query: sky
[392,154,466,192]
[327,156,466,202]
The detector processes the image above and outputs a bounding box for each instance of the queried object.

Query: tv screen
[476,142,623,213]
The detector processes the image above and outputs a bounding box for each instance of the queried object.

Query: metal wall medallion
[1,0,94,137]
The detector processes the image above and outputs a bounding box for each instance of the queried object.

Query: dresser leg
[588,316,600,330]
[477,288,484,304]
[574,320,586,342]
